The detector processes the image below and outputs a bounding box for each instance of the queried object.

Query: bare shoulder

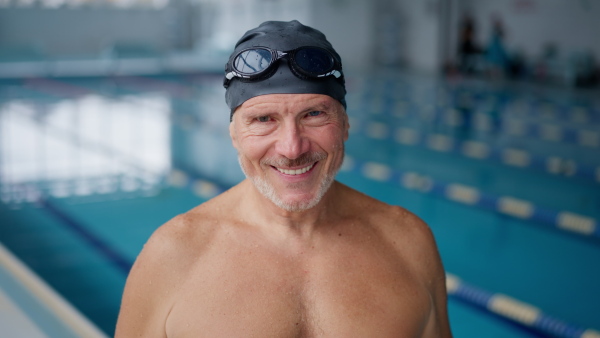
[338,183,432,233]
[384,205,442,278]
[115,196,227,337]
[138,194,227,268]
[338,183,441,276]
[338,184,451,336]
[376,202,441,280]
[142,205,218,270]
[377,204,451,337]
[382,204,437,252]
[128,186,239,277]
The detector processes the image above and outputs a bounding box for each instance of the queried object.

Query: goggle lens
[233,48,273,75]
[294,48,334,75]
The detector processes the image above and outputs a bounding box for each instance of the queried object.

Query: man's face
[230,93,349,212]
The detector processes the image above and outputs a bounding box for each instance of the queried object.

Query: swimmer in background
[115,20,452,337]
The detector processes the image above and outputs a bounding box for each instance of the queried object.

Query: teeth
[276,163,314,175]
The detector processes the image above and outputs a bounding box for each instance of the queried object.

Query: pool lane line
[37,197,133,275]
[347,118,600,184]
[169,167,600,338]
[340,156,599,240]
[446,274,600,338]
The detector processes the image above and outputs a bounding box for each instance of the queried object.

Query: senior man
[116,20,452,337]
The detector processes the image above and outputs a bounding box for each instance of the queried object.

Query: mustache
[262,151,327,168]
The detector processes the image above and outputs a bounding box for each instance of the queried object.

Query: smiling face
[230,93,349,212]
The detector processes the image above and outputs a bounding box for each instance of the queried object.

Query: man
[116,20,452,337]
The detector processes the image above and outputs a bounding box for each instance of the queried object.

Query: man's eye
[257,116,271,122]
[307,111,322,117]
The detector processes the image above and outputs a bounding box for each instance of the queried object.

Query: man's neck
[238,179,340,242]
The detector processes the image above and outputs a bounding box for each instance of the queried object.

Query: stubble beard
[238,151,342,212]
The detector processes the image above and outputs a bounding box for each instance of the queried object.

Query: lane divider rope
[339,156,600,240]
[446,273,600,338]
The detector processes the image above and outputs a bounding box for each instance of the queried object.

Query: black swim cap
[224,20,346,120]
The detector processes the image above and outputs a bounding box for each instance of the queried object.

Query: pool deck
[0,242,107,338]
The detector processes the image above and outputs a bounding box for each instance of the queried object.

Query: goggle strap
[320,70,341,78]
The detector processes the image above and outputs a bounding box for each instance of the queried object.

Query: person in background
[485,16,511,78]
[458,14,481,74]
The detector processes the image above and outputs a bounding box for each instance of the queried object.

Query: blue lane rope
[446,274,600,338]
[340,155,599,240]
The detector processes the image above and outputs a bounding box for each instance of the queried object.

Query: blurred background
[0,0,599,337]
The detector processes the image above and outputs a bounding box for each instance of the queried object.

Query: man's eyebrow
[305,101,334,111]
[239,105,275,117]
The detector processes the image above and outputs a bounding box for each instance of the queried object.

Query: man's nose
[275,122,309,160]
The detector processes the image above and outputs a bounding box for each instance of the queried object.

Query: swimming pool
[0,70,599,337]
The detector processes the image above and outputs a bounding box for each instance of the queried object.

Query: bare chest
[164,239,433,338]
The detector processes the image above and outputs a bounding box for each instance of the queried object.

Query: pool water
[0,70,599,337]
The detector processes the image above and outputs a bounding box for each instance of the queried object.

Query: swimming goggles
[223,46,343,88]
